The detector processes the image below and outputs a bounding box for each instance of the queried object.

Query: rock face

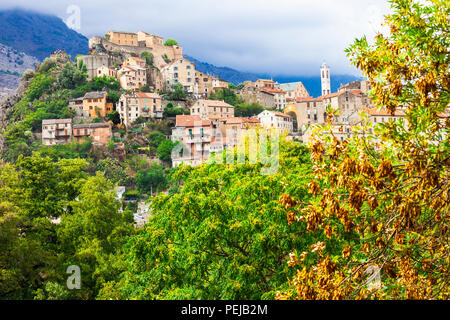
[0,70,34,153]
[0,43,39,75]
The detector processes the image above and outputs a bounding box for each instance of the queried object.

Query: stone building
[123,56,146,68]
[257,110,294,132]
[161,58,196,93]
[118,65,147,90]
[279,82,310,100]
[96,66,117,78]
[73,122,112,144]
[261,88,287,110]
[42,119,73,146]
[118,92,163,127]
[82,91,113,118]
[294,96,326,131]
[97,31,183,69]
[240,83,276,109]
[194,70,214,99]
[68,98,90,122]
[76,54,122,81]
[190,99,234,119]
[171,115,214,167]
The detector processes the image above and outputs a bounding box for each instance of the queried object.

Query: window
[189,129,192,136]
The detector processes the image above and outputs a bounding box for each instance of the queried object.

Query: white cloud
[0,0,391,76]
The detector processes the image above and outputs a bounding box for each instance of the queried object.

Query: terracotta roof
[364,108,405,116]
[219,117,260,124]
[197,99,234,108]
[262,88,286,94]
[135,92,161,99]
[295,96,318,102]
[128,57,145,62]
[175,115,212,127]
[322,92,342,99]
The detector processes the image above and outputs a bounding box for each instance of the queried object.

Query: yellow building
[82,91,113,118]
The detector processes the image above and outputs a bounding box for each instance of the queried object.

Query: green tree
[235,103,264,117]
[106,110,121,125]
[209,88,244,106]
[57,173,134,299]
[169,83,187,100]
[91,75,120,91]
[157,139,177,161]
[58,62,87,90]
[164,39,178,46]
[113,140,317,299]
[135,164,167,194]
[141,51,153,66]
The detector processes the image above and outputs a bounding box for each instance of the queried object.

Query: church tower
[321,62,331,96]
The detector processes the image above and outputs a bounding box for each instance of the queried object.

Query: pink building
[171,115,215,167]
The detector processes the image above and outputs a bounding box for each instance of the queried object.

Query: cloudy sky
[0,0,391,76]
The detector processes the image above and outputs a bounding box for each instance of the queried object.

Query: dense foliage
[0,153,134,299]
[101,141,320,299]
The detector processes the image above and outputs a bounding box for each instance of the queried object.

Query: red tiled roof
[364,108,405,116]
[219,117,260,124]
[135,92,161,99]
[261,88,286,94]
[197,99,234,108]
[175,115,212,127]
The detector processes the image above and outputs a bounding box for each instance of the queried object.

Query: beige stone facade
[240,83,276,109]
[42,119,73,146]
[190,99,235,119]
[279,82,310,100]
[118,65,147,90]
[118,92,163,127]
[257,110,294,132]
[96,66,117,78]
[161,58,196,93]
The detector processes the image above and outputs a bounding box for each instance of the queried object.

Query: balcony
[185,134,211,143]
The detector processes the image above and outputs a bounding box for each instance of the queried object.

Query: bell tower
[321,62,331,96]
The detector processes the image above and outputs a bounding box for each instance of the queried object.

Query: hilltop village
[40,30,402,170]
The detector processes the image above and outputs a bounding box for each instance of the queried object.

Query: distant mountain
[0,9,89,61]
[184,55,260,85]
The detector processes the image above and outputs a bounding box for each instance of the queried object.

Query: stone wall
[89,36,183,69]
